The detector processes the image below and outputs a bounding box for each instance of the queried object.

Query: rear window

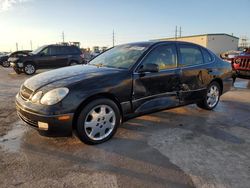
[201,48,214,63]
[68,46,80,54]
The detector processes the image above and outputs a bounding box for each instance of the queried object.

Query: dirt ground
[0,66,250,188]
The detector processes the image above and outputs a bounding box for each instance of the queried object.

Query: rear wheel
[24,63,36,75]
[197,82,221,110]
[69,61,78,66]
[76,98,120,145]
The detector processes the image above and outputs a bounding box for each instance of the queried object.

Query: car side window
[69,46,80,54]
[179,45,203,67]
[201,48,213,63]
[40,47,50,56]
[50,46,59,56]
[60,46,68,55]
[141,45,177,70]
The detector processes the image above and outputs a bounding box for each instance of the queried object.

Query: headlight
[31,91,43,103]
[235,58,241,64]
[40,88,69,105]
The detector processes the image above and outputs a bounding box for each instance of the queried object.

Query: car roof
[120,41,204,48]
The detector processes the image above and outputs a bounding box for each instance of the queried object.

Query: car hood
[23,65,125,91]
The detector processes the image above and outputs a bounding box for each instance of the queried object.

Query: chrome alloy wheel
[24,64,35,74]
[206,85,219,108]
[84,105,116,141]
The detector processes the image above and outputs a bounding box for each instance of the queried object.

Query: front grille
[17,111,38,127]
[20,85,33,101]
[238,58,250,69]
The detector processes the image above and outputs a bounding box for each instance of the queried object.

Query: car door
[177,44,210,103]
[132,44,181,114]
[36,46,52,68]
[56,46,70,67]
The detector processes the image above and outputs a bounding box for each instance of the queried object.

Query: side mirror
[138,63,159,73]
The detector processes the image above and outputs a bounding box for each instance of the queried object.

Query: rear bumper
[16,101,73,135]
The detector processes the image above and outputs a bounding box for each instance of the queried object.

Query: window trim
[134,43,178,73]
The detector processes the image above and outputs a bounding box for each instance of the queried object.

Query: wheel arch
[24,61,36,67]
[72,93,123,130]
[69,59,79,66]
[210,78,223,94]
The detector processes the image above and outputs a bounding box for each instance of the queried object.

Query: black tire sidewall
[76,98,120,145]
[24,63,36,75]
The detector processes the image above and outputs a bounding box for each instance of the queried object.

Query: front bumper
[234,70,250,78]
[16,100,73,135]
[10,62,23,68]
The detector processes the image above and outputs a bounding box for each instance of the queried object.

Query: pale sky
[0,0,250,52]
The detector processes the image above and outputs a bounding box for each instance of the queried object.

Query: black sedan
[16,41,233,144]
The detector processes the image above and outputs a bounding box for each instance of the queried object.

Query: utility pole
[62,31,65,43]
[112,30,115,47]
[16,43,18,51]
[179,26,182,37]
[30,40,33,50]
[175,26,177,40]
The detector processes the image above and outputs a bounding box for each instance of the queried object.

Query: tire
[69,61,78,66]
[24,63,36,75]
[2,61,10,67]
[76,98,121,145]
[197,82,221,110]
[13,67,22,74]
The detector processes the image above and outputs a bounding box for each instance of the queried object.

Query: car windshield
[89,43,151,69]
[32,45,46,55]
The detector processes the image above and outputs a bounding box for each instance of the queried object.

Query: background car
[221,48,250,79]
[0,50,31,67]
[0,53,10,67]
[16,41,233,144]
[10,44,84,75]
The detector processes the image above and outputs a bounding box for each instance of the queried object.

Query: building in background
[156,33,239,55]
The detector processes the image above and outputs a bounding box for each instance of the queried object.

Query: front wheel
[24,63,36,75]
[76,98,121,145]
[69,61,78,66]
[197,82,221,110]
[2,61,10,67]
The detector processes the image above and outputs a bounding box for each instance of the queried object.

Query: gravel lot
[0,66,249,188]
